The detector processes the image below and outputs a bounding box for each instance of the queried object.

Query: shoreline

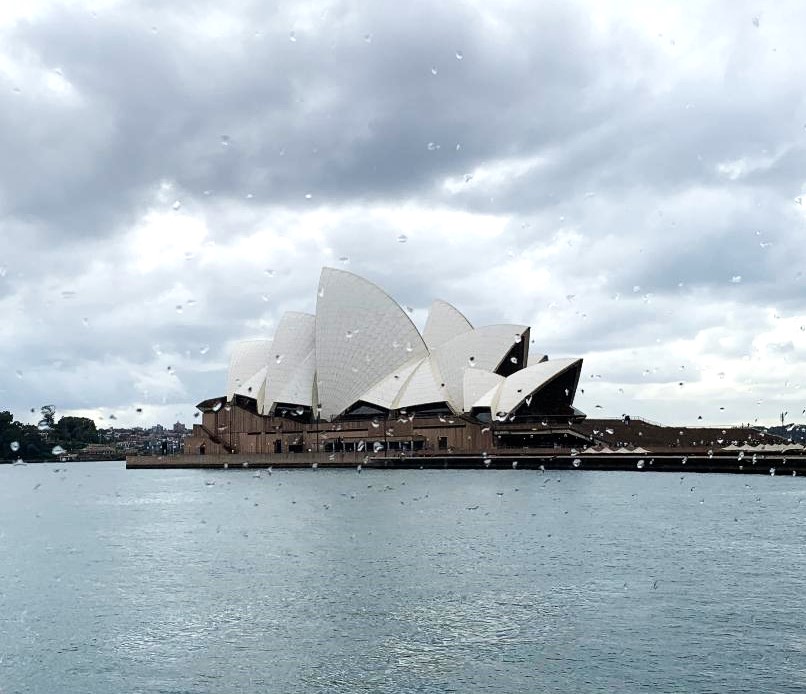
[125,451,806,475]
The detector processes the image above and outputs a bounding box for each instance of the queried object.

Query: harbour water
[1,462,805,693]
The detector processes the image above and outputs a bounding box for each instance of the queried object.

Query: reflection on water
[1,462,805,693]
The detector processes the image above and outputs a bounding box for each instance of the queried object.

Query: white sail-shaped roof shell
[315,268,429,420]
[269,349,316,412]
[226,339,273,400]
[432,324,528,411]
[235,365,268,402]
[259,311,316,413]
[492,358,582,416]
[463,369,505,410]
[360,357,423,410]
[395,357,447,409]
[422,299,473,350]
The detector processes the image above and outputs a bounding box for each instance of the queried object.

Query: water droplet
[339,255,349,263]
[371,417,380,428]
[295,406,304,416]
[430,66,438,75]
[397,234,408,243]
[468,356,476,367]
[304,193,312,199]
[10,441,19,452]
[511,461,518,469]
[795,196,803,206]
[175,304,183,313]
[426,142,440,151]
[636,460,645,469]
[455,50,464,60]
[171,200,182,211]
[289,31,297,42]
[510,356,518,364]
[211,401,222,412]
[769,467,776,476]
[312,462,318,470]
[405,342,413,353]
[464,173,473,183]
[572,458,581,468]
[275,354,283,364]
[264,268,275,277]
[363,33,372,43]
[220,134,230,147]
[345,330,354,340]
[373,441,384,453]
[752,16,760,27]
[200,345,210,355]
[51,445,66,455]
[15,370,23,379]
[731,275,742,284]
[261,294,270,302]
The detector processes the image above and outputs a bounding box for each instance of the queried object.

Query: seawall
[126,451,806,475]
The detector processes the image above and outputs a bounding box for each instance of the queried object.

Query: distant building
[172,421,187,433]
[186,267,584,455]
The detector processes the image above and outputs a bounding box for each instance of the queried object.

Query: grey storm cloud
[1,0,806,427]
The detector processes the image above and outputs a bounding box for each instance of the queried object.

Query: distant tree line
[0,408,98,461]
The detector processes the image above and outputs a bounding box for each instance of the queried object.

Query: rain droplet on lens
[636,459,645,469]
[455,50,464,60]
[289,31,297,41]
[731,275,742,283]
[363,33,372,43]
[430,66,438,75]
[200,345,210,355]
[51,445,66,455]
[220,134,230,146]
[172,200,182,211]
[572,458,581,468]
[10,441,19,452]
[397,234,408,243]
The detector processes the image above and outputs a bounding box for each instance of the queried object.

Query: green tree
[53,416,98,452]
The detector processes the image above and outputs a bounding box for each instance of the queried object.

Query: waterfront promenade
[126,449,806,475]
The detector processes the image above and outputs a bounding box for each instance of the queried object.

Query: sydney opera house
[185,268,584,457]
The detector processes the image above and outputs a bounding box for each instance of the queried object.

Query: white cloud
[2,0,806,428]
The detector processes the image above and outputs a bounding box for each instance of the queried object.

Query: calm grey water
[1,462,805,693]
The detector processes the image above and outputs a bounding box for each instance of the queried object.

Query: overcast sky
[1,0,805,429]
